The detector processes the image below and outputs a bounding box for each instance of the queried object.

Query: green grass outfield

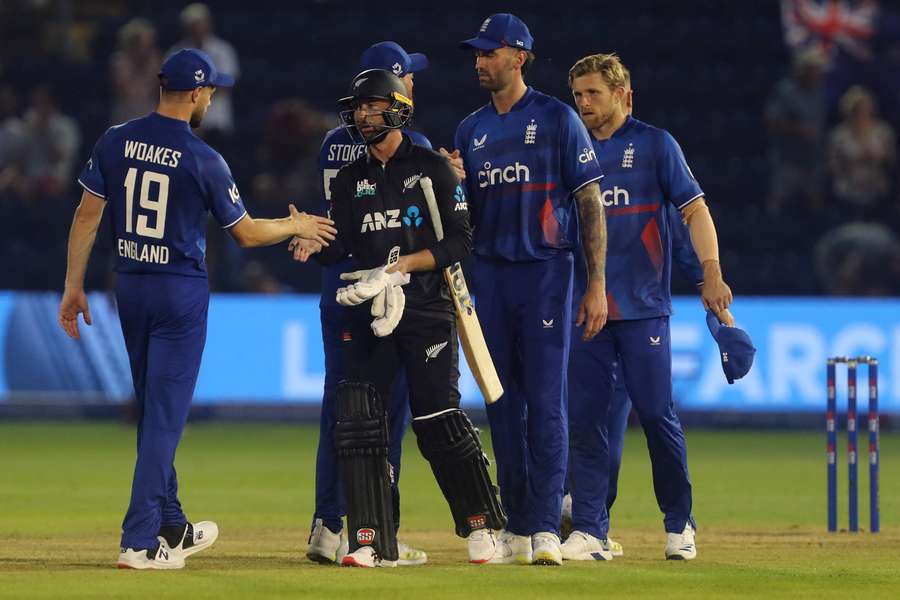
[1,423,898,599]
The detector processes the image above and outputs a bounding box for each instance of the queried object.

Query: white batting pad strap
[413,408,461,421]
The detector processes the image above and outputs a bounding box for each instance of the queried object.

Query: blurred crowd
[1,0,898,296]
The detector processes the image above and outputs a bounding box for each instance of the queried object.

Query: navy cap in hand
[159,48,234,91]
[360,41,428,78]
[706,310,756,384]
[460,13,534,51]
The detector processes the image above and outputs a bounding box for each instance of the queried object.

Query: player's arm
[390,160,472,274]
[230,206,335,248]
[680,198,733,322]
[574,182,608,339]
[59,190,106,340]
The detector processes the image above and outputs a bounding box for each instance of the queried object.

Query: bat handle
[420,177,445,241]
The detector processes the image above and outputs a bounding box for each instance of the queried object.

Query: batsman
[292,68,506,567]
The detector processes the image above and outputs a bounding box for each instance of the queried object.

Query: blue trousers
[116,273,208,550]
[314,306,410,533]
[568,316,693,538]
[473,253,573,536]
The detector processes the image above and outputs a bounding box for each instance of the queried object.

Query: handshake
[336,247,410,337]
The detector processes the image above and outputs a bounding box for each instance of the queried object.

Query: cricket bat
[420,177,504,404]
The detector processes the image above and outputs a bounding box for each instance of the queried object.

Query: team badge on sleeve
[228,182,240,203]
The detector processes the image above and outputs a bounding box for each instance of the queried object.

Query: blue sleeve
[668,207,703,285]
[77,133,108,198]
[199,150,248,228]
[559,105,603,194]
[657,130,703,209]
[408,130,432,150]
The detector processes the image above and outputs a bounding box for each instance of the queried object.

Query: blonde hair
[568,53,630,90]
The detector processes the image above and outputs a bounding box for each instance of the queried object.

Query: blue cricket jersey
[317,126,431,308]
[454,87,603,262]
[591,116,704,320]
[78,112,247,277]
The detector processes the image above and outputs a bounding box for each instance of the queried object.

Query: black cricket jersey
[317,133,472,320]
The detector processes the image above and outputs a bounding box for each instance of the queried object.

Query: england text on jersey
[117,238,170,264]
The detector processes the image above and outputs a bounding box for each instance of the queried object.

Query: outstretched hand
[288,236,322,262]
[289,205,336,247]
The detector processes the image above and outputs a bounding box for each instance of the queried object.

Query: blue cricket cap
[159,48,234,91]
[360,41,428,78]
[460,13,534,51]
[706,310,756,384]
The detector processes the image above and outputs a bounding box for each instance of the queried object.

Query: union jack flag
[781,0,879,61]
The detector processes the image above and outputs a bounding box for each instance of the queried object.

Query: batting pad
[334,381,398,561]
[413,409,507,537]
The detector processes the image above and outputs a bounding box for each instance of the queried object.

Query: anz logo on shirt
[454,185,468,211]
[402,205,423,228]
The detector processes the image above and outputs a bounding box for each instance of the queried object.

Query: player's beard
[189,106,206,129]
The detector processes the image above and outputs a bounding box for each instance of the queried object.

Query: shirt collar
[490,86,535,115]
[366,132,413,164]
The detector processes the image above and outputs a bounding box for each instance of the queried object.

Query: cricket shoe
[665,523,697,560]
[488,530,532,565]
[307,518,344,564]
[466,528,496,564]
[117,538,184,570]
[607,536,624,557]
[341,546,397,568]
[560,493,573,540]
[531,532,563,566]
[159,521,218,560]
[397,540,428,565]
[561,531,613,561]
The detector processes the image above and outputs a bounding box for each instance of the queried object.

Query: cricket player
[563,52,734,562]
[454,14,608,565]
[299,68,506,567]
[58,48,336,570]
[560,79,706,558]
[304,41,442,567]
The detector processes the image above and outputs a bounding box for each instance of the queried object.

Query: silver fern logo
[425,341,449,363]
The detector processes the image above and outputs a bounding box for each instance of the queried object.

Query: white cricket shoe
[561,531,613,561]
[607,537,624,557]
[665,523,697,560]
[397,540,428,566]
[117,538,184,570]
[488,530,533,565]
[307,518,343,564]
[341,546,397,568]
[167,521,218,560]
[466,528,496,564]
[531,532,563,566]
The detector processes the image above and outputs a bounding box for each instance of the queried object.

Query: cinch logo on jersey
[124,140,181,168]
[402,173,422,192]
[361,209,401,232]
[601,186,630,206]
[477,161,531,188]
[356,179,377,197]
[356,528,376,545]
[327,143,366,163]
[579,147,597,164]
[454,185,467,211]
[403,205,423,227]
